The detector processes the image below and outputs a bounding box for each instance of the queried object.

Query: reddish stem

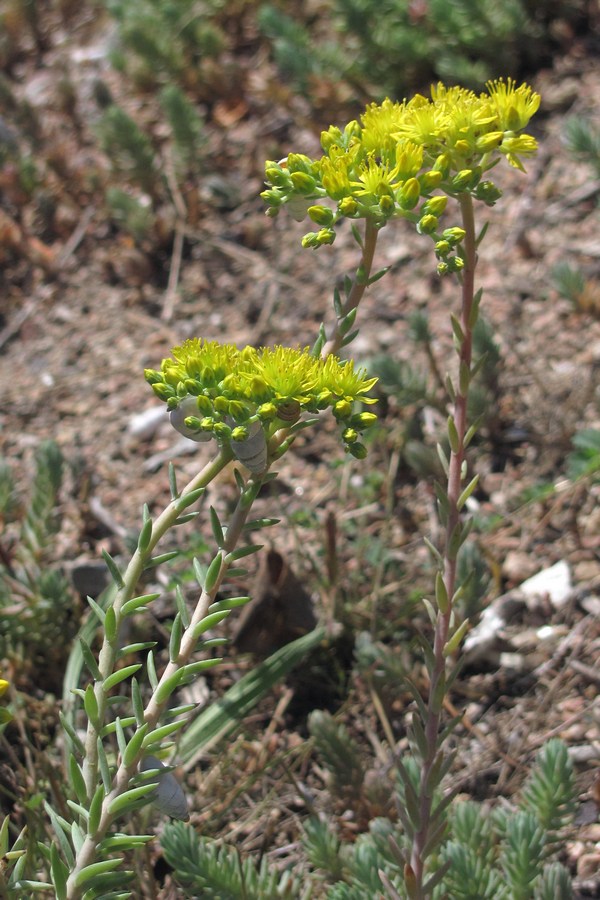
[408,193,477,895]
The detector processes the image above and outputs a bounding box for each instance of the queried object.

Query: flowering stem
[321,216,379,358]
[67,462,263,898]
[408,192,477,896]
[80,448,234,800]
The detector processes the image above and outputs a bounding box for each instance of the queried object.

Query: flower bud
[451,169,474,191]
[196,394,213,415]
[339,196,358,216]
[321,126,343,153]
[214,395,229,414]
[144,368,162,385]
[290,171,316,194]
[257,401,278,420]
[151,382,175,401]
[433,153,451,178]
[475,180,503,205]
[316,228,336,246]
[417,214,438,234]
[183,378,202,396]
[265,165,292,188]
[419,170,443,192]
[287,153,313,174]
[170,397,212,442]
[334,398,352,418]
[229,400,250,423]
[379,194,395,215]
[302,232,320,249]
[347,441,367,459]
[441,227,466,245]
[342,427,359,443]
[435,240,451,258]
[424,195,448,217]
[399,177,420,209]
[308,205,334,226]
[476,131,503,153]
[351,412,378,428]
[213,422,232,439]
[260,189,282,208]
[231,425,249,442]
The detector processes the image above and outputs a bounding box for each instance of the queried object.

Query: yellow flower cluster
[145,340,378,460]
[262,79,540,263]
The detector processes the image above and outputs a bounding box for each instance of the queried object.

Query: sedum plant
[300,736,575,897]
[0,77,558,899]
[262,78,543,896]
[2,344,378,898]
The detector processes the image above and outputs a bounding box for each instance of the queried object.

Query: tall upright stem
[321,217,379,358]
[408,193,477,896]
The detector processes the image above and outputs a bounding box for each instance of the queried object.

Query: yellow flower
[485,78,541,132]
[0,679,9,699]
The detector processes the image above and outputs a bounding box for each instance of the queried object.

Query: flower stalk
[66,459,263,898]
[407,193,478,896]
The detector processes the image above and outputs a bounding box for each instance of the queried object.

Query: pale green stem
[408,193,477,896]
[81,448,233,800]
[321,217,379,358]
[67,462,263,898]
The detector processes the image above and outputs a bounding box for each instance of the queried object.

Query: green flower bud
[433,153,451,178]
[379,194,395,215]
[321,127,343,153]
[441,227,466,245]
[437,261,449,276]
[423,195,447,217]
[144,369,162,385]
[151,382,175,401]
[351,412,378,428]
[400,177,421,209]
[316,228,336,246]
[419,170,443,192]
[213,422,232,439]
[229,400,250,423]
[196,394,213,415]
[476,131,503,153]
[315,389,332,409]
[290,171,316,194]
[475,180,503,205]
[214,395,229,414]
[265,165,291,188]
[287,153,313,174]
[417,214,438,235]
[260,189,282,208]
[200,416,215,432]
[342,427,359,443]
[302,232,320,249]
[347,442,368,459]
[334,398,352,418]
[184,378,202,395]
[339,196,358,216]
[308,205,334,226]
[183,415,202,432]
[257,401,278,420]
[435,240,451,258]
[231,425,249,442]
[451,169,473,191]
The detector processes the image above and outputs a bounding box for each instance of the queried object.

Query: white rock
[519,560,572,609]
